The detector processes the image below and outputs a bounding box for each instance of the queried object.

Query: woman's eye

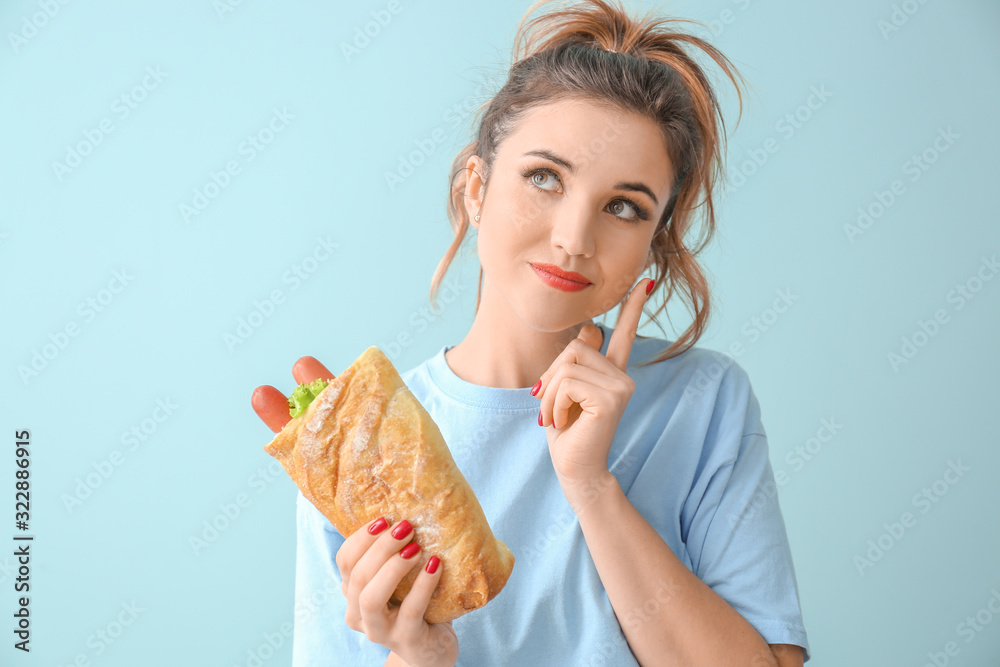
[609,200,638,220]
[529,170,559,191]
[523,167,647,223]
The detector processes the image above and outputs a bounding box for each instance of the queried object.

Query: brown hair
[430,0,750,367]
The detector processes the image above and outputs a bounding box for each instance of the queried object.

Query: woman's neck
[443,283,603,389]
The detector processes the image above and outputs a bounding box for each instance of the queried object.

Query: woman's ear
[464,155,486,229]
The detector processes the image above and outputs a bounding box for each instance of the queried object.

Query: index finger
[336,516,410,582]
[605,278,654,371]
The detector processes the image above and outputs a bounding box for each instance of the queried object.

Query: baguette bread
[264,345,515,624]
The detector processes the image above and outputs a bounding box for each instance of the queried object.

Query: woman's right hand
[251,356,458,665]
[337,517,459,667]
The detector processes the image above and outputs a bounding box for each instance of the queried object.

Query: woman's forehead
[498,99,674,191]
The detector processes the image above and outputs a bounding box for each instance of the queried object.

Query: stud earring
[475,214,480,221]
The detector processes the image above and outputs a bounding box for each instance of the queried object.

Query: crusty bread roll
[264,345,515,624]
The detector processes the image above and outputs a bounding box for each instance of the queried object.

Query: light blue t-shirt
[291,323,811,665]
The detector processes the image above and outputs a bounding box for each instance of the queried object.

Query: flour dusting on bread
[262,345,515,623]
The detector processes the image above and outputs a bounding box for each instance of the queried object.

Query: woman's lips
[530,263,592,292]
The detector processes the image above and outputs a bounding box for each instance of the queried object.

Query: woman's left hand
[533,278,653,491]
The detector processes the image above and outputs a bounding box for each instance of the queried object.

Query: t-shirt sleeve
[292,489,391,667]
[683,363,812,663]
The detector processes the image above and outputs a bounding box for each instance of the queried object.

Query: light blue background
[1,1,998,665]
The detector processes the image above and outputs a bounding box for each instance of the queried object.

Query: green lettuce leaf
[288,378,329,418]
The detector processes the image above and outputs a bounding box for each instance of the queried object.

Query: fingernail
[538,411,544,427]
[391,520,413,540]
[400,542,421,559]
[530,380,541,396]
[368,517,388,535]
[425,555,440,574]
[646,279,655,295]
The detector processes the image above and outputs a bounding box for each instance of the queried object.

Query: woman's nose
[550,206,596,257]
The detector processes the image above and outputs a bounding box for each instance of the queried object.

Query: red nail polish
[538,411,544,427]
[368,517,388,535]
[400,542,421,559]
[646,279,655,295]
[391,520,413,540]
[530,380,541,396]
[425,556,440,574]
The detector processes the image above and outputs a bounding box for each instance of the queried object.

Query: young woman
[252,1,810,665]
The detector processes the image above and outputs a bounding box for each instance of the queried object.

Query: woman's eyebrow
[522,148,660,206]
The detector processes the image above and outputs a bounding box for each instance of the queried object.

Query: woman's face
[466,96,675,330]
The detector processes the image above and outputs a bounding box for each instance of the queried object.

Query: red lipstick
[530,262,592,292]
